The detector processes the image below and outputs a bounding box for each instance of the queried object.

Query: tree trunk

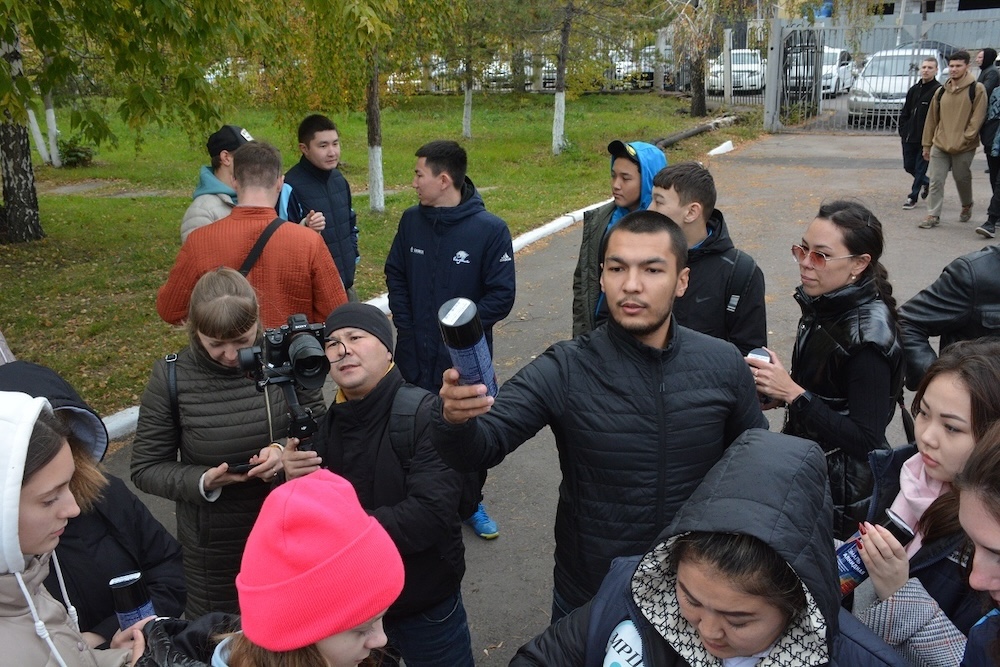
[44,91,62,168]
[0,117,44,243]
[463,50,474,139]
[553,1,573,155]
[0,35,43,244]
[366,59,385,213]
[27,109,50,164]
[690,52,708,117]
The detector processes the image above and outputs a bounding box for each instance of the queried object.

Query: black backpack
[388,385,481,521]
[723,248,758,337]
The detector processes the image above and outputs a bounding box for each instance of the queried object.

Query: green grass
[4,93,760,415]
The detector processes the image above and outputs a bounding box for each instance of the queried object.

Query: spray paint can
[109,571,156,629]
[837,508,914,597]
[438,297,499,397]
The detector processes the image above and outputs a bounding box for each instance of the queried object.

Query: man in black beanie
[281,302,476,667]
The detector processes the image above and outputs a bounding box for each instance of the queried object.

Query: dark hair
[297,114,337,146]
[922,56,939,66]
[955,420,1000,663]
[25,407,70,485]
[233,141,282,191]
[814,200,897,317]
[415,140,467,189]
[915,339,1000,543]
[211,154,223,172]
[671,532,807,626]
[602,209,688,271]
[652,162,717,215]
[187,267,260,347]
[947,50,971,64]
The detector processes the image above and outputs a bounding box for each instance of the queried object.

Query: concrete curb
[103,199,609,440]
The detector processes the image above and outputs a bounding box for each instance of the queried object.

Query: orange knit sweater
[157,206,348,329]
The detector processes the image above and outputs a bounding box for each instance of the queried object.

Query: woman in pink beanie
[213,468,405,667]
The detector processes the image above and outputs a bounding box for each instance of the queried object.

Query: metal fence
[764,14,1000,133]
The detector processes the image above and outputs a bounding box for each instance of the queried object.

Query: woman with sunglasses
[747,200,904,540]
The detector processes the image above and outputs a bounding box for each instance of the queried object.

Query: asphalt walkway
[104,130,994,664]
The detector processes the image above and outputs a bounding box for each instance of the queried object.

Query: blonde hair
[224,632,387,667]
[186,267,260,347]
[66,431,109,514]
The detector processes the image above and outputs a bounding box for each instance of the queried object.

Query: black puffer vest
[785,278,904,535]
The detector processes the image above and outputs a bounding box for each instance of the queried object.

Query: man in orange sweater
[157,141,347,329]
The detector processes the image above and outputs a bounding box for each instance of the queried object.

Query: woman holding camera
[131,267,326,617]
[747,200,903,540]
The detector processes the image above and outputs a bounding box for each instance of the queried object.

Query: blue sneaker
[464,502,499,539]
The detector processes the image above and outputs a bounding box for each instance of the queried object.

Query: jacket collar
[606,315,679,360]
[794,276,879,318]
[295,154,334,181]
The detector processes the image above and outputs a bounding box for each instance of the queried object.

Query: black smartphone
[227,462,256,474]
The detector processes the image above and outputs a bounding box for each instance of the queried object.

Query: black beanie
[324,303,394,356]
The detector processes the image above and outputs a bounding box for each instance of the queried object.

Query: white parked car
[788,46,855,96]
[707,49,766,93]
[848,45,950,122]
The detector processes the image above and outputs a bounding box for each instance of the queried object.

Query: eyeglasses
[326,340,348,362]
[791,244,858,268]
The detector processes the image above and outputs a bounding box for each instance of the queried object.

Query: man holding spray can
[385,140,516,539]
[431,210,767,623]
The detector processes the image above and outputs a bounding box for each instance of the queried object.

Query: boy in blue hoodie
[572,140,667,336]
[179,125,320,243]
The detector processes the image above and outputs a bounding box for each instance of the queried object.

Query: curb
[104,199,609,440]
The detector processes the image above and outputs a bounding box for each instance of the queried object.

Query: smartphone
[746,347,771,363]
[227,462,256,474]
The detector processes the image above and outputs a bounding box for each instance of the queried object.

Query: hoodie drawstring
[51,551,81,631]
[14,570,70,667]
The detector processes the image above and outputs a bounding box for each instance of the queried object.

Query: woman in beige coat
[0,391,146,666]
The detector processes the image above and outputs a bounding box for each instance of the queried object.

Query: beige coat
[922,70,987,154]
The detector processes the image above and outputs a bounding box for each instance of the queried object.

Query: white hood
[0,392,48,575]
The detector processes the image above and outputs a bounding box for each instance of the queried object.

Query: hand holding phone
[226,462,255,474]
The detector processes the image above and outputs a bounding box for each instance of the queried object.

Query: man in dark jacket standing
[281,303,475,667]
[284,114,359,300]
[647,161,766,355]
[898,245,1000,389]
[432,210,767,624]
[900,57,941,210]
[385,139,516,539]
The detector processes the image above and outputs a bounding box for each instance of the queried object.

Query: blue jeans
[383,590,475,667]
[902,141,928,201]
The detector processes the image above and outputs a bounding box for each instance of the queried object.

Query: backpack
[723,248,757,338]
[388,384,482,521]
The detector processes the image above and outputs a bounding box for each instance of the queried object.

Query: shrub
[57,135,96,168]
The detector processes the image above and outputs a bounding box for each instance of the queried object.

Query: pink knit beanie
[236,469,404,651]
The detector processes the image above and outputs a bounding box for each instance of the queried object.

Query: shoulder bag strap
[239,218,285,277]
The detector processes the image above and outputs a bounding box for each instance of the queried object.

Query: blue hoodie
[191,165,301,223]
[594,141,668,321]
[608,141,667,226]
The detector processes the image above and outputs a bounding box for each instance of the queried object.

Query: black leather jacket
[784,278,903,537]
[898,246,1000,390]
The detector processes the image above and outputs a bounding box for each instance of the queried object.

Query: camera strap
[239,218,285,277]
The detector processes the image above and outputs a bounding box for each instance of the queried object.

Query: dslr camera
[238,313,330,390]
[238,313,330,441]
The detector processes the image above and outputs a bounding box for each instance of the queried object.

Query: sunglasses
[791,244,859,269]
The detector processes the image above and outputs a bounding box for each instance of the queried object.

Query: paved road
[104,131,993,664]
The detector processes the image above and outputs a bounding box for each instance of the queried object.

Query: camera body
[238,314,330,391]
[238,314,330,443]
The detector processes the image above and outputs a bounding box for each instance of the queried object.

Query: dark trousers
[902,141,929,201]
[987,152,1000,221]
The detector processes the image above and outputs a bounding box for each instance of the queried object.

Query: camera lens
[287,334,330,389]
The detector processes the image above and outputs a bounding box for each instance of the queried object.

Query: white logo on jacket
[453,250,471,264]
[410,246,425,255]
[499,252,512,262]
